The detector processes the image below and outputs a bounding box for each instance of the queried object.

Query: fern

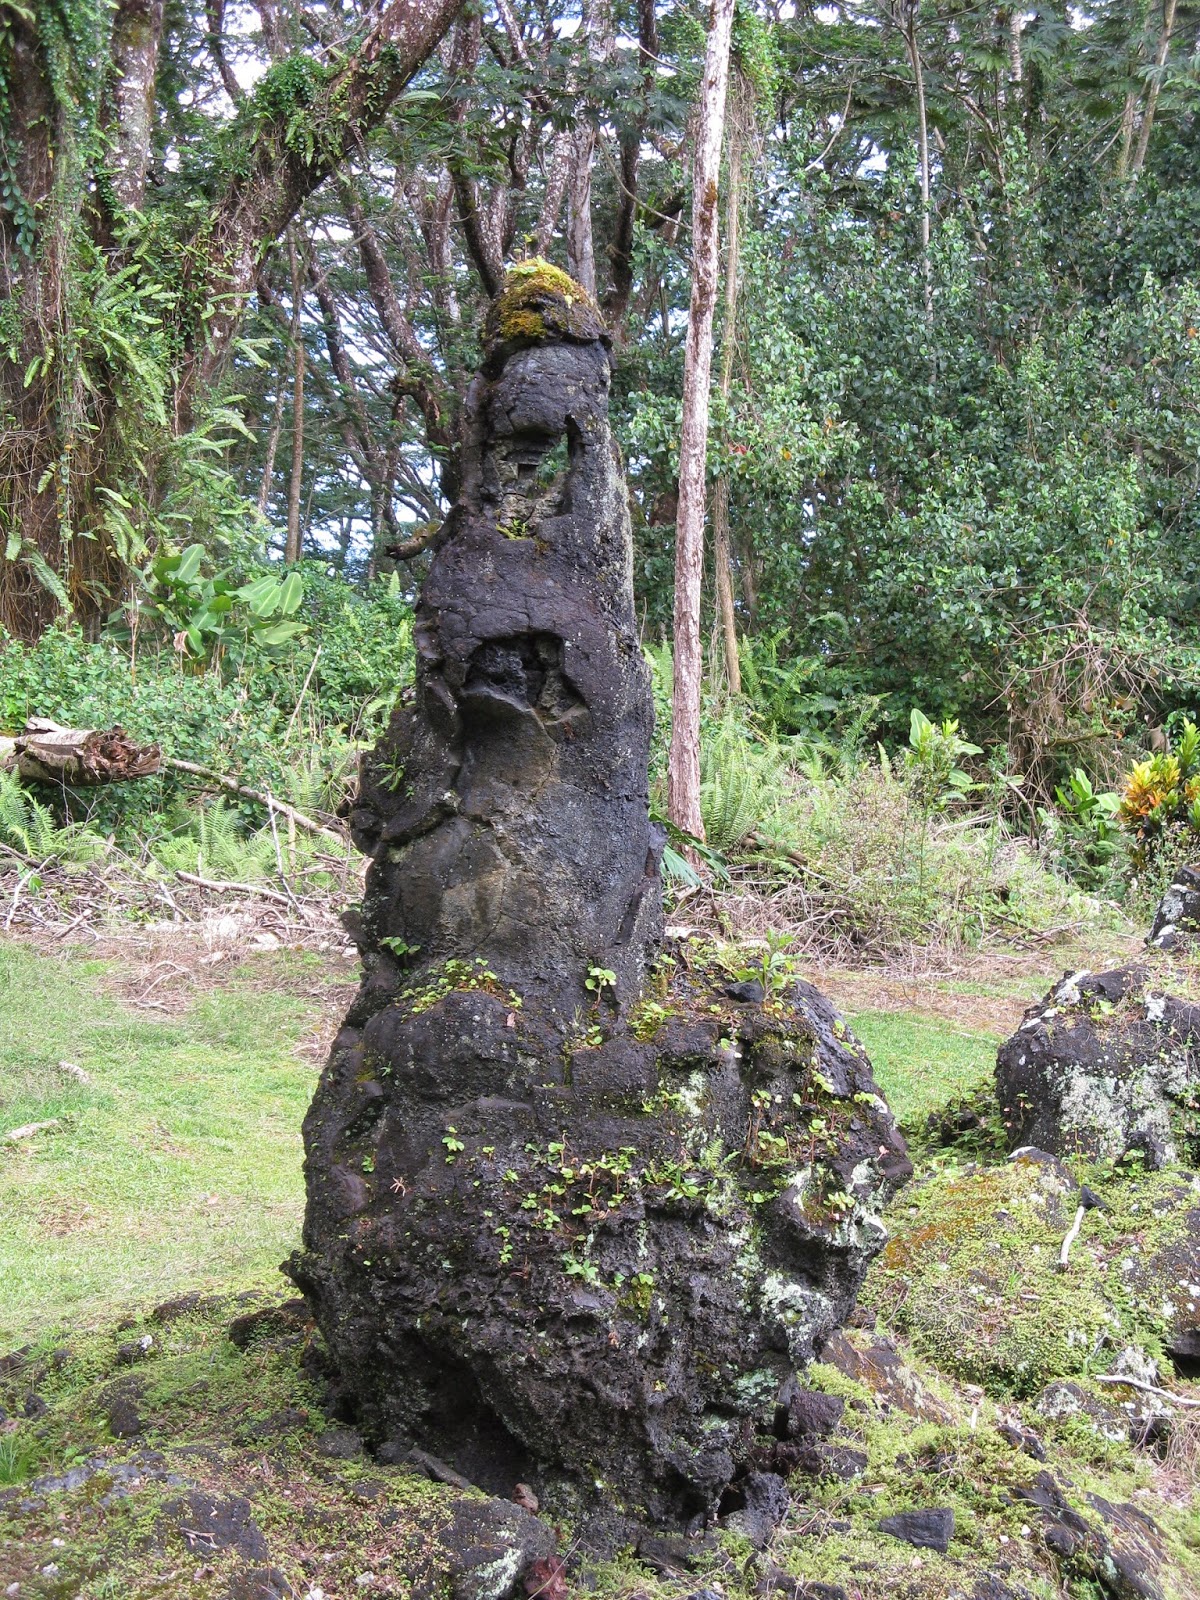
[0,769,108,867]
[152,798,278,882]
[699,715,787,851]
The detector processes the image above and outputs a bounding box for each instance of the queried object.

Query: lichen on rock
[996,867,1200,1169]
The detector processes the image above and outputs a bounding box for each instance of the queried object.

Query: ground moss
[863,1158,1199,1396]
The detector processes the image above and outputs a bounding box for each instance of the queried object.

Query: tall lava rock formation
[288,263,910,1536]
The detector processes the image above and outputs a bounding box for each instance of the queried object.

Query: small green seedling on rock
[586,965,617,1001]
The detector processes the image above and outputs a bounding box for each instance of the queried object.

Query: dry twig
[164,758,347,847]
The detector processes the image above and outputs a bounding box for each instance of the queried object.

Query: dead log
[2,719,161,785]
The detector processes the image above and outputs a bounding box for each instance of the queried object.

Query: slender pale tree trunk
[108,0,166,210]
[1007,8,1024,84]
[712,89,746,697]
[285,230,306,564]
[536,132,572,255]
[257,372,286,516]
[902,5,933,324]
[1117,89,1139,179]
[1132,0,1178,174]
[564,0,612,296]
[566,124,598,294]
[667,0,737,841]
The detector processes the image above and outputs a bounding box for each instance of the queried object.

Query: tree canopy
[2,0,1198,769]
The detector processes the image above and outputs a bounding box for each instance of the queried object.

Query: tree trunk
[566,124,598,296]
[108,0,165,210]
[0,0,466,640]
[712,88,747,698]
[1007,8,1024,84]
[902,6,933,324]
[667,0,737,842]
[536,132,572,255]
[564,0,614,299]
[285,231,306,564]
[1132,0,1178,175]
[178,0,469,416]
[257,370,287,518]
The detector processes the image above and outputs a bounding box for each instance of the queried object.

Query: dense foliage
[3,0,1199,923]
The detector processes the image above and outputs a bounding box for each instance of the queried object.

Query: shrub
[1039,768,1125,893]
[1117,718,1200,873]
[736,756,1108,958]
[0,569,414,850]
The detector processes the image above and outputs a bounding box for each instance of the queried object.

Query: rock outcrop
[996,866,1200,1169]
[287,264,910,1534]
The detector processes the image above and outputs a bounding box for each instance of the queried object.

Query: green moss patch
[864,1156,1200,1397]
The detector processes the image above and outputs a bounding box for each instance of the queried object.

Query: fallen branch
[5,719,160,784]
[7,1119,61,1141]
[175,870,294,906]
[163,758,346,847]
[1093,1373,1200,1409]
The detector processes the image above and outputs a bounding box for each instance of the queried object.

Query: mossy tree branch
[177,0,467,421]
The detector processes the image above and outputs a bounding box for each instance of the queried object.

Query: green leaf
[256,620,307,646]
[236,576,282,617]
[278,571,304,615]
[176,544,205,584]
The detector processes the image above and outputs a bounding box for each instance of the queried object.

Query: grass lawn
[0,939,322,1347]
[847,1009,999,1128]
[0,930,1005,1351]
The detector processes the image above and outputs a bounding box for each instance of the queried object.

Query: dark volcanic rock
[877,1507,955,1552]
[227,1299,311,1350]
[996,870,1200,1167]
[1147,863,1200,949]
[1134,1199,1200,1379]
[775,1383,844,1440]
[720,1470,791,1548]
[163,1490,270,1562]
[426,1495,556,1600]
[289,267,909,1531]
[818,1330,951,1422]
[105,1386,144,1440]
[1013,1471,1169,1600]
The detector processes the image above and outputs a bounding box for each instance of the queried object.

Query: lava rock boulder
[996,868,1200,1168]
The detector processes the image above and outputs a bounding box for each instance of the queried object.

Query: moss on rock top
[482,257,607,361]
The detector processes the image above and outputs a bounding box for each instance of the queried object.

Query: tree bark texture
[108,0,166,210]
[0,0,465,639]
[2,720,161,786]
[667,0,737,841]
[1132,0,1178,175]
[712,88,747,698]
[285,231,306,564]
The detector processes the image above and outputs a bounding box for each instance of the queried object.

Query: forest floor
[1,915,1195,1600]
